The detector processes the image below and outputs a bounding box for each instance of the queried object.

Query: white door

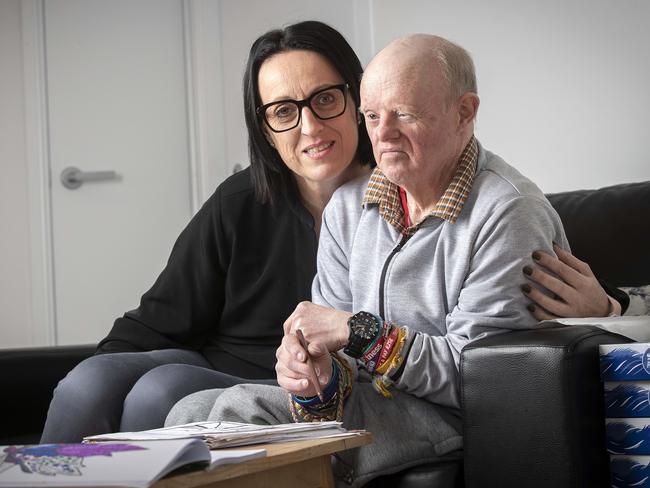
[45,0,192,344]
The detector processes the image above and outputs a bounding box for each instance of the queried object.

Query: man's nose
[300,106,324,135]
[375,117,399,141]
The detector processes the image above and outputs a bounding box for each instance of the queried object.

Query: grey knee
[121,364,187,430]
[165,388,225,426]
[208,384,291,424]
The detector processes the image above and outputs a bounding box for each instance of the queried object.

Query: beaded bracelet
[289,353,353,422]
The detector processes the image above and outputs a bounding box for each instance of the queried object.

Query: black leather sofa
[1,180,649,488]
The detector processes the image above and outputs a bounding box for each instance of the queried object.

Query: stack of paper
[84,420,357,449]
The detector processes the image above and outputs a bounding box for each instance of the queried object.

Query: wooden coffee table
[154,433,372,488]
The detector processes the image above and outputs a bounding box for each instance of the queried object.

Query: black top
[96,168,318,379]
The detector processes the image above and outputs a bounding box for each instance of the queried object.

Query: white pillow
[621,285,650,316]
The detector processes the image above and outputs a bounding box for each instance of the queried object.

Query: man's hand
[523,244,610,320]
[275,333,333,397]
[283,301,352,352]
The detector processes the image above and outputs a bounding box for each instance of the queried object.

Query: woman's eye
[316,93,335,105]
[273,104,296,119]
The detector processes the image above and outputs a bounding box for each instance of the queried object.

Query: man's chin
[378,161,408,185]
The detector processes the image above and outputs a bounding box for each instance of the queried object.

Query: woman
[41,20,624,444]
[41,20,373,443]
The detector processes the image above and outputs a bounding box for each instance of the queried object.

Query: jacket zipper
[378,234,411,320]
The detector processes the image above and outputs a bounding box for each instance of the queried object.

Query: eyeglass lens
[263,85,347,132]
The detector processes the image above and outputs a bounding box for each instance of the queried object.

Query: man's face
[360,60,462,190]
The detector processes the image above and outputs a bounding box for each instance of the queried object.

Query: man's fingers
[307,341,329,359]
[277,374,310,394]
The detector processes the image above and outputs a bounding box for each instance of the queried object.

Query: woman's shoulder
[215,166,255,199]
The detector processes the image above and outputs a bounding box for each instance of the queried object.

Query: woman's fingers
[554,244,595,277]
[523,248,611,318]
[524,262,574,301]
[528,303,557,321]
[529,250,582,289]
[522,283,569,317]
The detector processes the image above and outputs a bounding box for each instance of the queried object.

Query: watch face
[351,313,379,339]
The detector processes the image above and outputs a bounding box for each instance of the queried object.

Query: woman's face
[257,50,359,191]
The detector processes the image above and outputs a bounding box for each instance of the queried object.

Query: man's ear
[457,92,480,130]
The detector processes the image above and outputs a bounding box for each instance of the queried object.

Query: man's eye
[364,112,378,121]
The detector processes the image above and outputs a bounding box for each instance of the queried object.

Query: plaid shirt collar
[362,136,478,235]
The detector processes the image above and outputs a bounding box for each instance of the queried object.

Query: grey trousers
[40,349,273,443]
[167,381,463,488]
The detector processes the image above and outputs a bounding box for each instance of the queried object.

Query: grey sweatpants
[166,380,462,487]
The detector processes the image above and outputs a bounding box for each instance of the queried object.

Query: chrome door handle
[61,166,118,189]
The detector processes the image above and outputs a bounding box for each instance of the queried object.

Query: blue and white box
[611,455,650,487]
[604,382,650,418]
[600,344,650,381]
[607,418,650,455]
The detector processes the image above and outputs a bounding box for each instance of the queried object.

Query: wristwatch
[344,311,381,358]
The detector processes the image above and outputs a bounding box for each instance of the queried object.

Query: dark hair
[243,20,374,204]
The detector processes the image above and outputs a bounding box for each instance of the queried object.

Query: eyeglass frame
[256,83,350,133]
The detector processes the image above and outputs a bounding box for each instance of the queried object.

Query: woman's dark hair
[243,20,374,204]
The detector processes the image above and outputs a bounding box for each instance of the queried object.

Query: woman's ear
[264,130,276,148]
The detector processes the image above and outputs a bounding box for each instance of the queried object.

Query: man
[167,34,568,487]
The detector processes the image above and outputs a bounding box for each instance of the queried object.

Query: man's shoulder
[472,147,548,206]
[328,171,372,210]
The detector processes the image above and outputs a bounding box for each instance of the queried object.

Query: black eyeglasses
[257,84,349,133]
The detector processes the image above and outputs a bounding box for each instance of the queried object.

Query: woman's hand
[275,333,333,397]
[283,301,351,352]
[522,244,611,320]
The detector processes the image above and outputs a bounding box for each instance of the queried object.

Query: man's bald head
[365,34,477,105]
[359,34,480,198]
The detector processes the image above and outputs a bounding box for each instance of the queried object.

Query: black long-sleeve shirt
[96,168,317,379]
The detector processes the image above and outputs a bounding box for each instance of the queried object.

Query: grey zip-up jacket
[312,142,569,410]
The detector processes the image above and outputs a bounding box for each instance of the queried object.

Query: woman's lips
[303,141,334,158]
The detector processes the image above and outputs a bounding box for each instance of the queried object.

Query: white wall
[0,0,35,347]
[371,0,650,193]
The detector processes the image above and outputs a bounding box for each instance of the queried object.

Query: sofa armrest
[0,344,96,444]
[460,326,631,488]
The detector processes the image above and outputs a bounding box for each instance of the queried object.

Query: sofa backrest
[546,181,650,287]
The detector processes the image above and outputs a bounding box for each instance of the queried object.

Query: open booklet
[84,420,358,449]
[0,439,265,487]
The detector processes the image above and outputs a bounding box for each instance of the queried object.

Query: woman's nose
[300,106,324,135]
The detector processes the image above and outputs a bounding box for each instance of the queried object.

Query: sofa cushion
[546,181,650,287]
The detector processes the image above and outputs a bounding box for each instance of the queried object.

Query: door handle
[61,166,118,189]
